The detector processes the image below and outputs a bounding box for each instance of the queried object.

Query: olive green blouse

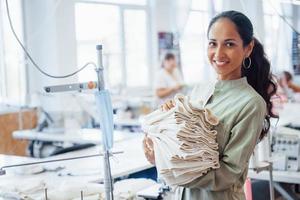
[180,77,266,200]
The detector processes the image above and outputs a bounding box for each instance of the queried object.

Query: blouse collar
[215,77,248,90]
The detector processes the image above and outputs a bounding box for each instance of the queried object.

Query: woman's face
[207,18,253,80]
[164,58,177,71]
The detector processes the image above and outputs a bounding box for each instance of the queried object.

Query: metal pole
[96,45,114,200]
[268,163,275,200]
[0,152,123,175]
[96,45,104,91]
[103,149,114,200]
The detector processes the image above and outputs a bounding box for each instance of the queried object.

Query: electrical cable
[5,0,97,79]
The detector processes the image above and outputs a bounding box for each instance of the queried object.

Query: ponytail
[242,37,277,139]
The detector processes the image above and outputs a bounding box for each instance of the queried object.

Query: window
[0,0,26,105]
[75,3,122,87]
[84,0,147,6]
[124,9,148,87]
[191,0,209,11]
[263,0,293,73]
[180,0,221,84]
[74,1,149,89]
[180,11,211,84]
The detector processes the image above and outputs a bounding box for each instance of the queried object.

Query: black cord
[5,0,97,79]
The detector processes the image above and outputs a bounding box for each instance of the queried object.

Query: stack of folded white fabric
[141,94,220,186]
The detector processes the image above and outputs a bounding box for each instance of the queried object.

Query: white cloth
[0,178,155,200]
[114,178,156,199]
[154,68,184,105]
[141,93,220,186]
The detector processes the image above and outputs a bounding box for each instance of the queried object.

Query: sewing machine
[272,126,300,171]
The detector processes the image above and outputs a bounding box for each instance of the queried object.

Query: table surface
[248,168,300,184]
[13,128,138,144]
[0,134,152,188]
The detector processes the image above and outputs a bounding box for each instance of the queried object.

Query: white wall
[222,0,265,42]
[154,0,176,32]
[292,4,300,83]
[23,0,77,111]
[294,5,300,30]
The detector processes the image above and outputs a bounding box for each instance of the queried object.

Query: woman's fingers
[143,136,153,151]
[161,99,175,111]
[146,149,155,165]
[146,136,153,148]
[144,99,176,163]
[142,136,155,165]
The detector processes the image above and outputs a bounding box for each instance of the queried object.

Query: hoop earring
[243,57,251,69]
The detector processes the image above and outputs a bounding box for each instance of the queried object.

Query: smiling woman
[206,11,277,139]
[207,18,254,80]
[143,10,278,200]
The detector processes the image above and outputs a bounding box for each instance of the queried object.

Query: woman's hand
[172,84,183,92]
[143,135,155,165]
[161,99,176,111]
[143,100,176,164]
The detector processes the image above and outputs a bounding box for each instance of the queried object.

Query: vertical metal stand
[44,188,48,200]
[268,163,275,200]
[95,45,114,200]
[254,162,275,200]
[103,150,113,199]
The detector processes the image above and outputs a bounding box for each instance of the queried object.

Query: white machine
[272,126,300,171]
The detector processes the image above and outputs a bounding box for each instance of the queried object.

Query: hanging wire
[5,0,97,79]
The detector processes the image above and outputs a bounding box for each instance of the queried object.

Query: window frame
[0,0,26,105]
[0,10,7,99]
[74,0,152,88]
[179,5,215,85]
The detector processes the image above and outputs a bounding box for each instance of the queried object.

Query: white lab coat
[154,68,184,105]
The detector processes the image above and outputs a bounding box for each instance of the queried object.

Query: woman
[279,71,300,93]
[143,11,277,200]
[154,53,185,105]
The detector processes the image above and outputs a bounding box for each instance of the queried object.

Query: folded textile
[114,178,156,200]
[0,178,155,200]
[46,182,104,200]
[0,179,46,200]
[141,93,220,186]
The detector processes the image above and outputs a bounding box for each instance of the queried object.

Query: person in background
[144,10,277,200]
[270,75,288,116]
[154,53,185,105]
[279,71,300,93]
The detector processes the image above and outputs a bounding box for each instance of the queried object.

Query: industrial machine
[272,126,300,171]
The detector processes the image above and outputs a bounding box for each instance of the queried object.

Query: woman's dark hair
[207,10,277,139]
[283,71,293,82]
[161,53,176,68]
